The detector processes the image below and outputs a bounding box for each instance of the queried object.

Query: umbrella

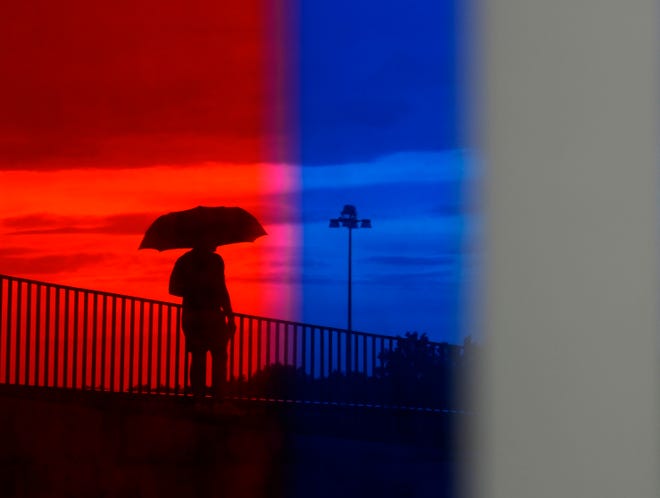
[139,206,267,251]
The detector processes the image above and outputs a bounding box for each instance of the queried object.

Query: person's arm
[219,280,236,334]
[168,258,186,297]
[215,256,236,334]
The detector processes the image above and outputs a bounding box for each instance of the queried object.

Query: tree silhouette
[377,332,457,407]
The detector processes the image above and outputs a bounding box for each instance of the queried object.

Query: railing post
[174,305,181,394]
[165,304,172,394]
[110,296,117,392]
[119,298,126,392]
[147,302,154,392]
[25,283,32,386]
[15,281,22,385]
[138,301,144,393]
[275,322,281,365]
[63,289,70,388]
[5,280,12,384]
[53,288,60,388]
[247,317,253,381]
[35,284,42,386]
[44,286,51,387]
[228,321,235,382]
[91,293,98,390]
[238,315,244,381]
[82,292,89,390]
[72,290,79,389]
[156,303,163,393]
[257,318,263,373]
[292,324,298,371]
[100,295,107,390]
[310,326,316,379]
[265,321,271,368]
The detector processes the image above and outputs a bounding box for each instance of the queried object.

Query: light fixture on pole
[329,204,372,334]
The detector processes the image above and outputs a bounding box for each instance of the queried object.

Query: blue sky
[297,0,472,343]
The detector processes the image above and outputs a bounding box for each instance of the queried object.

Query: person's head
[193,241,217,252]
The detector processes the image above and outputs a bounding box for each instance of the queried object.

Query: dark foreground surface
[0,386,461,498]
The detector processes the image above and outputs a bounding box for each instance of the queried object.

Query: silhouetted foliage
[217,332,470,409]
[230,363,309,399]
[376,332,457,407]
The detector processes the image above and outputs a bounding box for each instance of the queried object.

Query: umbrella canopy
[139,206,267,251]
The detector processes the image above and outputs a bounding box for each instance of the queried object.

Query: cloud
[361,269,458,287]
[301,180,464,224]
[248,193,301,226]
[300,251,457,284]
[1,204,299,238]
[233,272,300,285]
[0,246,36,257]
[1,207,299,236]
[2,212,158,235]
[0,253,110,275]
[366,255,454,267]
[298,152,470,227]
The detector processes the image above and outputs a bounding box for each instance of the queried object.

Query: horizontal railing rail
[0,273,463,408]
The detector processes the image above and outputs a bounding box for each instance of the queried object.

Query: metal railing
[0,274,463,408]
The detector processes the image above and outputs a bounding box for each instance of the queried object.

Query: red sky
[0,0,301,321]
[0,0,295,168]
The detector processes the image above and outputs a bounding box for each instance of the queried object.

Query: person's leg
[211,340,229,399]
[190,347,207,398]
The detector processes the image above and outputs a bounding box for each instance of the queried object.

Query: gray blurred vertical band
[473,1,659,497]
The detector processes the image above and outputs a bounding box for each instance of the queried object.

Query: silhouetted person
[169,243,236,400]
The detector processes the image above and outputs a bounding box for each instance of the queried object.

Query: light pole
[329,204,372,333]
